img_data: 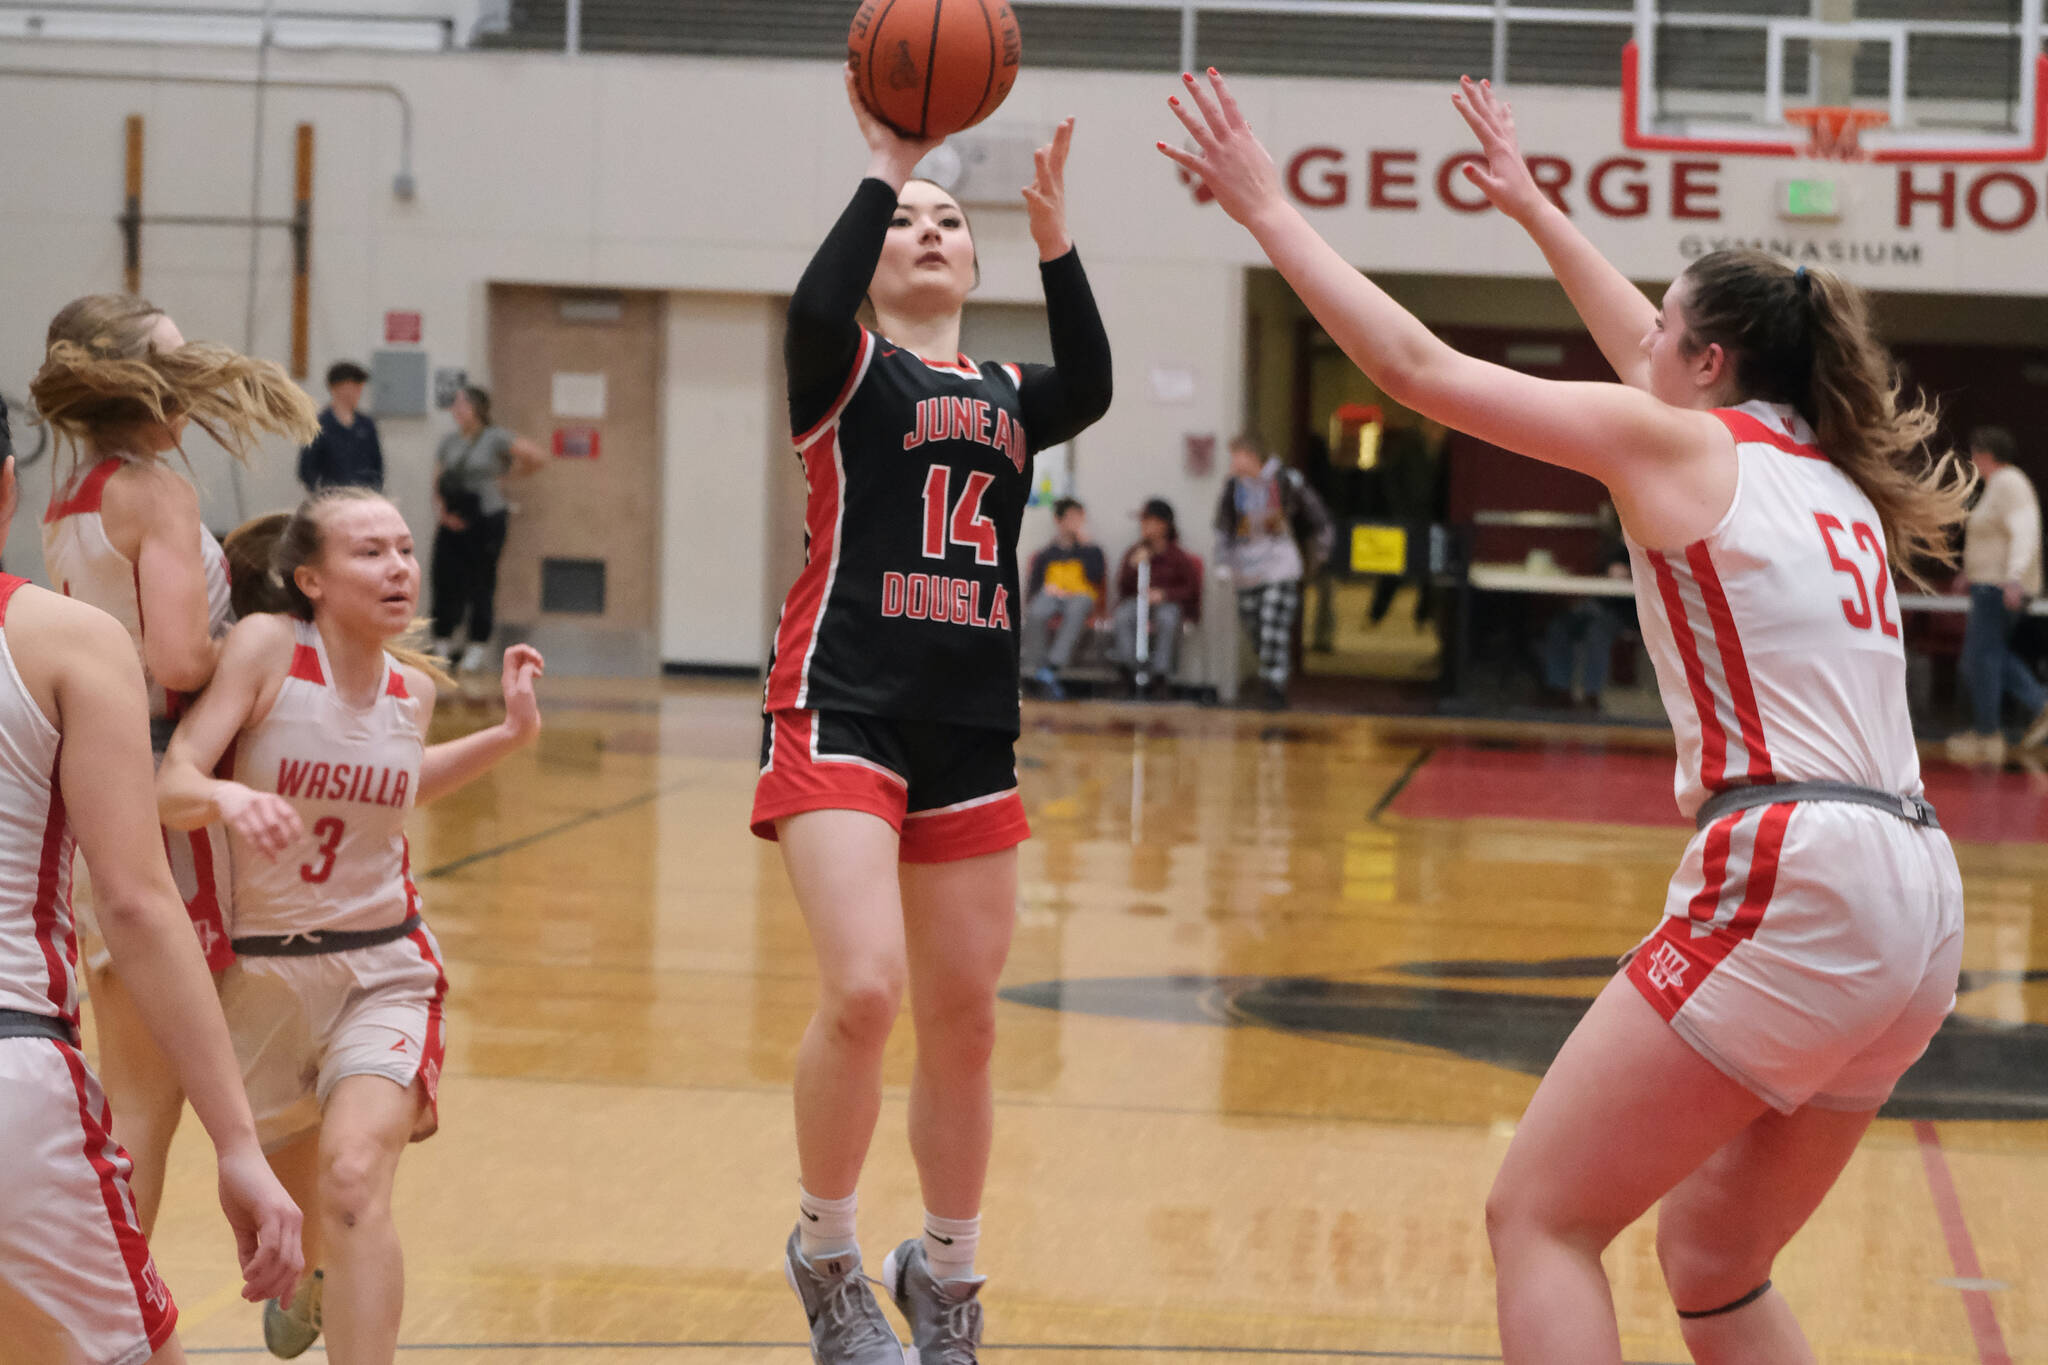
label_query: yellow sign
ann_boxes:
[1350,525,1406,576]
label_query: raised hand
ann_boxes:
[844,64,946,186]
[216,1145,304,1304]
[1155,69,1285,230]
[1450,76,1545,223]
[500,643,545,742]
[1022,117,1076,260]
[216,783,304,862]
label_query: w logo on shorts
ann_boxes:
[141,1262,172,1312]
[1645,940,1690,993]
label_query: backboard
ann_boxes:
[1623,0,2047,163]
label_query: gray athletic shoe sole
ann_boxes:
[262,1268,323,1359]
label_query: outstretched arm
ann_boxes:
[1450,77,1658,390]
[1016,119,1114,451]
[417,645,543,803]
[1159,70,1732,550]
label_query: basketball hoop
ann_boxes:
[1784,107,1890,162]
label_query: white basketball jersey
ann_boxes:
[0,576,80,1023]
[229,620,425,937]
[1629,401,1924,820]
[43,457,233,722]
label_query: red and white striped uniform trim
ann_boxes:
[1631,802,1795,1020]
[59,1043,177,1350]
[1645,539,1775,792]
[768,331,876,712]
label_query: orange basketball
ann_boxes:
[849,0,1023,141]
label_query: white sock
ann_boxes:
[797,1186,858,1262]
[922,1210,980,1283]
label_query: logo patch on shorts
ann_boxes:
[1645,940,1690,993]
[389,1037,409,1053]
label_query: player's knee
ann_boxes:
[822,969,904,1049]
[914,991,997,1075]
[319,1140,392,1230]
[1484,1171,1615,1260]
[1656,1209,1776,1309]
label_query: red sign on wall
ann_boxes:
[384,310,422,344]
[553,426,600,459]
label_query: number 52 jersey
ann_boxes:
[766,328,1037,735]
[1628,400,1925,820]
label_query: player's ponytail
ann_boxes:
[223,512,297,619]
[1680,250,1973,586]
[31,293,319,469]
[231,489,451,687]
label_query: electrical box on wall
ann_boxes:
[917,132,1042,208]
[370,349,429,418]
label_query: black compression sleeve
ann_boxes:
[786,178,899,434]
[1018,249,1114,453]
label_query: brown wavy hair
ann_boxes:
[224,489,450,688]
[30,293,319,467]
[1678,250,1974,585]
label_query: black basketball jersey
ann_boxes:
[766,327,1037,733]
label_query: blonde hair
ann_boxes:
[224,490,451,688]
[30,293,319,468]
[1678,251,1974,586]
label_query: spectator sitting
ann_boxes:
[1111,497,1203,697]
[297,360,384,493]
[1021,497,1107,699]
[1950,425,2048,765]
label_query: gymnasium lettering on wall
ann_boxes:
[1180,142,2048,267]
[1002,962,2048,1121]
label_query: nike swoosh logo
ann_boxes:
[802,1210,820,1221]
[930,1234,954,1244]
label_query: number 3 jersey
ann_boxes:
[1628,400,1924,819]
[766,328,1037,734]
[228,618,426,937]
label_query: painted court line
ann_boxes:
[190,1345,1687,1362]
[1914,1119,2014,1365]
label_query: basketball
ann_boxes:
[848,0,1022,140]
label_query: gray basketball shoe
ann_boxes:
[784,1227,903,1365]
[262,1268,323,1358]
[881,1239,985,1365]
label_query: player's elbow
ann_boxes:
[93,885,180,942]
[146,639,216,694]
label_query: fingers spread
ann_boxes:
[1166,94,1209,147]
[1179,71,1227,138]
[1155,141,1203,174]
[1206,68,1246,130]
[1051,117,1074,175]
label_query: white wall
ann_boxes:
[6,40,2046,663]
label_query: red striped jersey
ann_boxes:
[228,619,425,936]
[1629,401,1924,819]
[766,328,1035,733]
[0,575,80,1023]
[43,457,233,723]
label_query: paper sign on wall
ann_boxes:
[1148,365,1197,405]
[551,371,607,419]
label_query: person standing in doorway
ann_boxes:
[298,362,384,494]
[1950,425,2048,764]
[431,386,545,673]
[1215,434,1332,709]
[1020,498,1106,698]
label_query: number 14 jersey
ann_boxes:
[1628,400,1924,820]
[228,618,426,937]
[766,328,1037,734]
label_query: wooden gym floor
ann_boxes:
[134,679,2047,1363]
